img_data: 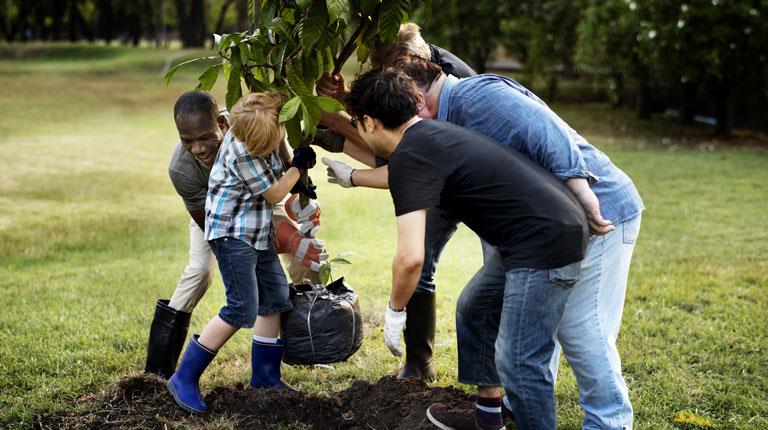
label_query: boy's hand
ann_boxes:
[290,179,318,200]
[273,220,327,271]
[286,194,321,237]
[292,147,316,169]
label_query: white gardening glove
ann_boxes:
[286,194,321,237]
[384,303,407,357]
[321,157,355,188]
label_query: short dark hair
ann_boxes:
[345,68,420,130]
[173,91,219,122]
[392,57,443,90]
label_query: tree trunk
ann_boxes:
[154,0,166,48]
[214,0,235,37]
[51,0,67,40]
[636,79,652,119]
[680,80,698,124]
[610,72,625,108]
[236,0,248,31]
[176,0,206,47]
[712,80,732,139]
[3,0,11,41]
[97,0,113,44]
[129,2,142,46]
[546,73,558,103]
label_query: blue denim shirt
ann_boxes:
[437,74,644,224]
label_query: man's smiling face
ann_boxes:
[175,113,224,167]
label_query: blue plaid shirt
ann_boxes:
[437,74,644,224]
[205,131,285,249]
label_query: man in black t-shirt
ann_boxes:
[316,22,477,381]
[344,69,588,429]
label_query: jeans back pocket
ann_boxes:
[548,261,581,289]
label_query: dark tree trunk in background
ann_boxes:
[176,0,206,47]
[97,0,114,44]
[471,46,491,74]
[154,0,166,47]
[636,80,652,119]
[129,2,142,46]
[711,80,733,138]
[33,0,48,40]
[236,0,249,31]
[214,0,235,37]
[680,80,698,124]
[10,0,32,41]
[610,72,625,108]
[546,73,558,103]
[51,0,67,40]
[3,0,11,41]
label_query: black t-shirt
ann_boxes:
[375,45,476,168]
[388,120,588,270]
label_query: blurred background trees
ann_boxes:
[1,0,766,137]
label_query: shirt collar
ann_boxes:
[437,74,459,122]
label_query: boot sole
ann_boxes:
[426,407,456,430]
[166,380,207,415]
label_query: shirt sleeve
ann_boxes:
[388,148,448,216]
[169,169,208,212]
[231,151,277,197]
[453,77,592,182]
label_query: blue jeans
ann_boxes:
[547,214,642,429]
[456,251,580,429]
[209,237,292,328]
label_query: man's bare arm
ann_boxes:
[389,210,427,310]
[351,166,389,189]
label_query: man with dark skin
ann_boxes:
[144,92,326,379]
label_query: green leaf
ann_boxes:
[226,65,243,111]
[260,0,278,29]
[329,258,352,265]
[315,96,344,113]
[356,43,369,64]
[269,17,299,49]
[296,0,311,10]
[360,0,378,17]
[284,114,303,148]
[326,0,350,23]
[282,8,296,25]
[379,0,409,43]
[196,63,223,91]
[243,70,271,92]
[319,263,331,286]
[164,56,216,86]
[300,95,323,136]
[301,0,329,51]
[279,96,302,122]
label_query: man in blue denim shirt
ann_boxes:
[396,58,644,430]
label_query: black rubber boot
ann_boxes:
[398,291,437,381]
[145,299,191,379]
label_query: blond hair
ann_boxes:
[371,23,431,67]
[230,92,285,158]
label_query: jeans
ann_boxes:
[209,237,292,328]
[456,251,581,429]
[548,214,642,429]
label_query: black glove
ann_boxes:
[292,147,316,170]
[290,177,318,199]
[312,127,345,153]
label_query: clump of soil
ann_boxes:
[35,374,473,429]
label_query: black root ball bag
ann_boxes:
[281,277,364,365]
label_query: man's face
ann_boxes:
[352,115,387,157]
[175,113,224,167]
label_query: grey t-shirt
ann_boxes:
[168,143,212,212]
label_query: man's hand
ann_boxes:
[286,194,321,237]
[316,73,347,102]
[322,157,355,188]
[384,303,407,357]
[312,127,346,153]
[273,220,328,271]
[565,178,614,235]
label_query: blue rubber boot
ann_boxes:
[250,340,292,389]
[166,335,217,414]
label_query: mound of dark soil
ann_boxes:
[35,374,473,429]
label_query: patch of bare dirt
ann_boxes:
[34,374,473,429]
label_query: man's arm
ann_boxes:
[320,112,376,167]
[390,210,426,309]
[352,166,388,189]
[189,208,206,231]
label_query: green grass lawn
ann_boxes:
[0,44,766,429]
